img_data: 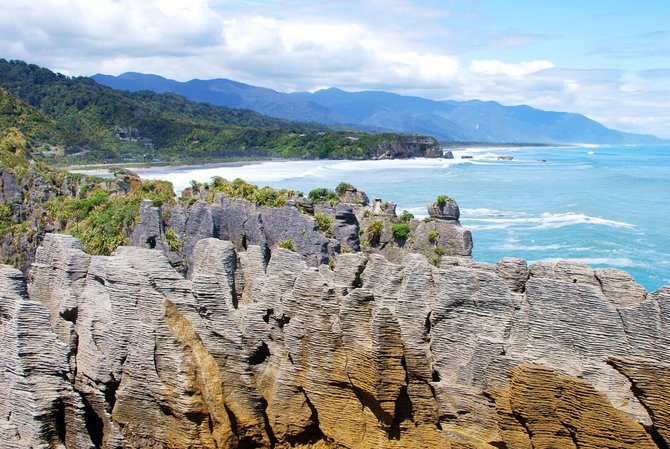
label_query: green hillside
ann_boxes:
[0,59,437,164]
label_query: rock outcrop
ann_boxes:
[0,166,134,269]
[133,192,473,273]
[1,233,668,449]
[375,136,442,159]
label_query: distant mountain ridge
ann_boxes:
[0,59,440,165]
[93,72,663,145]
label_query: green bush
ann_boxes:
[276,239,295,251]
[391,223,411,239]
[64,179,176,255]
[308,187,338,204]
[399,210,414,223]
[436,195,451,207]
[363,209,372,218]
[366,220,384,242]
[314,213,333,236]
[434,247,445,257]
[427,230,439,242]
[335,182,355,196]
[165,228,183,252]
[205,177,300,207]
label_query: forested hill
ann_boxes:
[0,59,438,164]
[95,72,665,145]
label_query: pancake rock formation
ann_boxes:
[1,234,669,449]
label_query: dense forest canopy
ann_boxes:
[0,59,436,165]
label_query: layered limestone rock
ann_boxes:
[133,193,473,272]
[1,234,668,449]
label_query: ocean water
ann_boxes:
[133,146,670,291]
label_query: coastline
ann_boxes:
[61,143,597,173]
[67,158,293,177]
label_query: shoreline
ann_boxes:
[62,143,601,174]
[67,158,297,177]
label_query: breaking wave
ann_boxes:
[463,212,635,231]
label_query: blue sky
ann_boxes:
[1,0,669,138]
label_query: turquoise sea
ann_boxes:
[133,146,670,291]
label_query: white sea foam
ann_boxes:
[462,208,528,217]
[398,207,428,220]
[137,160,334,192]
[495,243,567,251]
[533,257,639,268]
[138,157,468,192]
[328,158,450,172]
[463,212,635,231]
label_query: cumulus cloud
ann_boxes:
[469,60,554,77]
[0,0,668,137]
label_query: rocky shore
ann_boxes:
[1,152,668,449]
[1,230,668,449]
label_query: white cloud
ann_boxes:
[0,0,223,57]
[0,0,668,138]
[470,59,555,77]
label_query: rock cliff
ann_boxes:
[132,191,472,274]
[1,233,668,449]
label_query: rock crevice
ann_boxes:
[0,234,668,449]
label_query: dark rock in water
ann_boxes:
[443,150,454,159]
[461,155,474,159]
[497,155,514,160]
[427,198,460,221]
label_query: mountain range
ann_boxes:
[93,72,663,145]
[0,59,437,165]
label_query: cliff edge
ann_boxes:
[1,233,668,449]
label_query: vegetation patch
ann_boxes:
[0,59,435,165]
[165,228,183,253]
[314,213,333,236]
[64,180,175,255]
[391,223,411,239]
[335,182,355,196]
[308,187,338,204]
[205,177,301,207]
[436,195,452,207]
[366,220,384,243]
[276,239,295,251]
[399,210,414,223]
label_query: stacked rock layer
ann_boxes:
[1,233,668,448]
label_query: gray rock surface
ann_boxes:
[1,234,667,448]
[427,198,460,221]
[331,203,361,251]
[0,169,20,203]
[0,263,94,449]
[339,188,369,206]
